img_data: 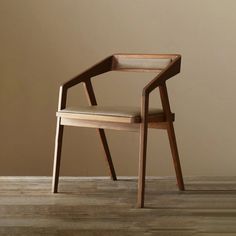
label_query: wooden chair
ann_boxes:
[52,54,185,208]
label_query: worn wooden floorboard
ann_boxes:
[0,177,235,235]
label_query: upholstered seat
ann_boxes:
[57,106,173,123]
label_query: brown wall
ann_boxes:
[1,0,236,176]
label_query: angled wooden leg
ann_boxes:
[137,123,148,208]
[167,122,185,191]
[52,117,64,193]
[159,83,184,191]
[137,95,149,208]
[97,129,117,180]
[84,79,117,180]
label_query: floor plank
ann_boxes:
[0,176,235,235]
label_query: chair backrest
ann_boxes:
[61,53,181,92]
[112,54,179,72]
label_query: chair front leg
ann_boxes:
[167,121,185,191]
[52,117,64,193]
[137,121,148,208]
[137,93,149,208]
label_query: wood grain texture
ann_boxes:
[159,84,185,191]
[1,176,236,235]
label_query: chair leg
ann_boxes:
[52,118,64,193]
[137,124,148,208]
[167,122,185,191]
[97,129,117,180]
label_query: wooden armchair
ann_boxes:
[52,54,185,208]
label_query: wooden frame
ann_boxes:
[52,54,185,208]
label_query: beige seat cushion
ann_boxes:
[57,106,168,123]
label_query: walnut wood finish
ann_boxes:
[52,53,184,208]
[159,83,185,191]
[52,86,65,193]
[84,79,117,181]
[52,117,64,193]
[137,95,149,208]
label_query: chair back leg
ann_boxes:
[167,122,185,191]
[52,118,64,193]
[159,83,185,191]
[97,129,117,180]
[84,80,117,180]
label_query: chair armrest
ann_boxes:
[139,55,181,123]
[62,56,113,90]
[57,56,113,110]
[142,55,181,96]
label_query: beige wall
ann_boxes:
[1,0,236,176]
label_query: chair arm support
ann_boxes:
[61,56,113,90]
[140,56,181,122]
[142,56,181,96]
[57,56,113,110]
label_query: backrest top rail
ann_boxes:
[113,53,180,59]
[112,54,179,72]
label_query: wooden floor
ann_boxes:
[0,176,236,235]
